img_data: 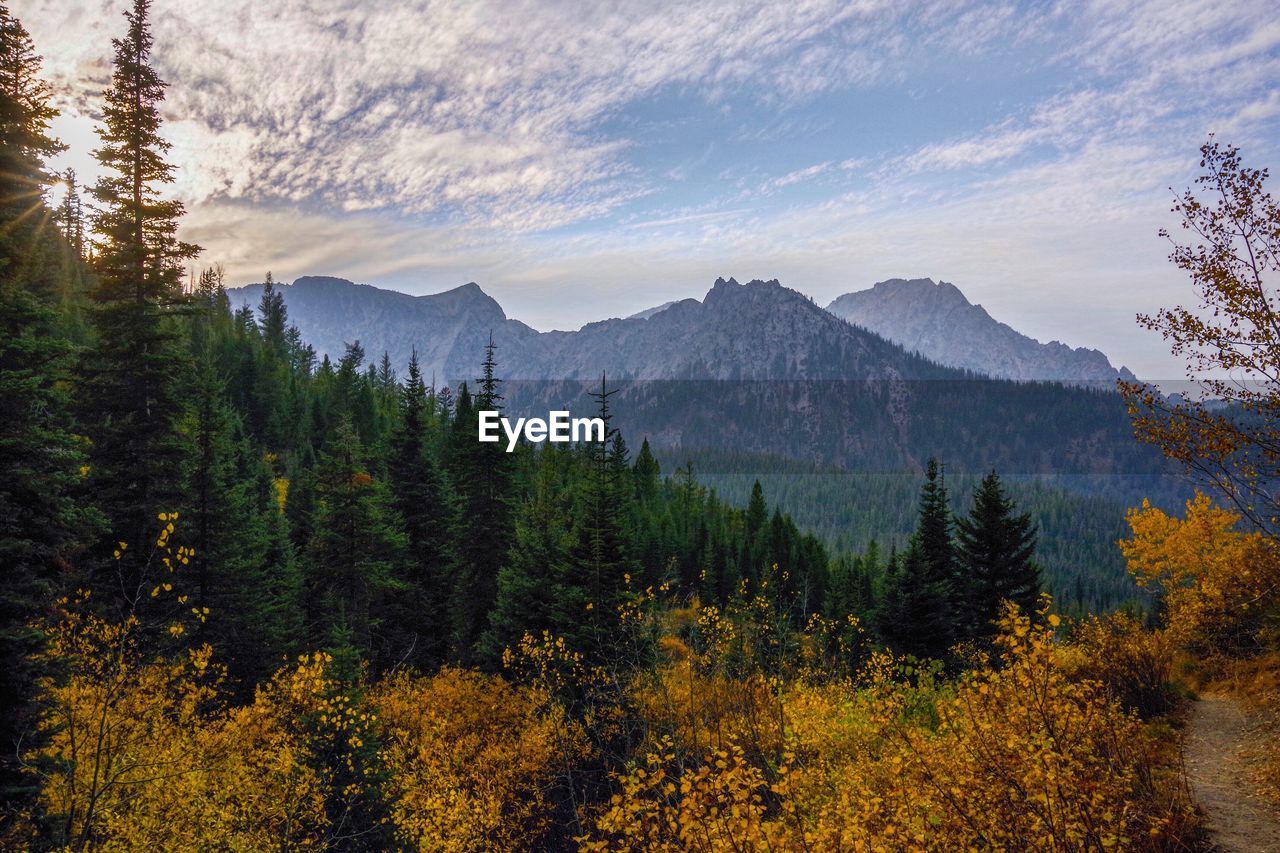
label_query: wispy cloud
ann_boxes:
[23,0,1033,220]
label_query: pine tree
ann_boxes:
[187,355,237,612]
[916,458,955,592]
[228,448,303,684]
[875,537,953,660]
[740,479,768,589]
[629,438,663,587]
[486,446,574,659]
[55,169,85,262]
[559,374,637,662]
[185,350,301,686]
[632,437,660,503]
[386,350,452,668]
[0,6,98,801]
[870,461,963,656]
[0,4,62,244]
[445,339,515,663]
[955,471,1042,640]
[258,272,287,354]
[304,418,408,663]
[249,272,298,449]
[0,267,96,804]
[82,0,199,596]
[0,5,78,308]
[825,555,863,622]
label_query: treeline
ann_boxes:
[686,451,1161,614]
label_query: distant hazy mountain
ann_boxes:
[228,276,544,384]
[825,278,1136,384]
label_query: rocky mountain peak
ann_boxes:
[826,278,1135,385]
[431,281,506,320]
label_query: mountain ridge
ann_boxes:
[825,278,1136,384]
[228,274,956,383]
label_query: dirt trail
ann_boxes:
[1185,693,1280,852]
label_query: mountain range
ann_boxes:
[228,274,1133,385]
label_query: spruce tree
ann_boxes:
[0,4,62,253]
[445,339,515,663]
[228,448,303,684]
[0,6,98,800]
[185,351,301,686]
[486,446,574,660]
[629,438,663,586]
[916,458,955,592]
[82,0,199,596]
[258,273,288,354]
[875,537,954,660]
[870,462,964,656]
[386,350,451,667]
[632,437,660,503]
[955,471,1042,639]
[559,375,637,662]
[740,479,768,589]
[56,169,85,262]
[305,418,408,663]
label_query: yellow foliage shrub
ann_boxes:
[371,668,586,851]
[30,605,328,850]
[1063,612,1178,717]
[585,607,1194,850]
[1122,493,1280,654]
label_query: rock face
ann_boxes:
[825,278,1136,384]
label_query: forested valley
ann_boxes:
[3,2,1279,849]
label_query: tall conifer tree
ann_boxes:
[559,375,637,661]
[487,445,574,660]
[445,339,515,663]
[386,350,451,667]
[82,0,199,594]
[305,418,407,664]
[955,472,1042,639]
[916,458,956,592]
[0,6,97,800]
[875,538,953,660]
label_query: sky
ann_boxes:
[17,0,1280,377]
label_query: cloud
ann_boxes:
[20,0,1032,221]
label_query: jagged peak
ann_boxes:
[706,276,793,300]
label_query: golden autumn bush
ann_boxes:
[371,668,586,851]
[24,601,584,851]
[19,527,1215,851]
[28,599,329,850]
[585,605,1195,851]
[1122,493,1280,656]
[1061,612,1178,717]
